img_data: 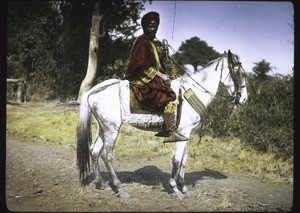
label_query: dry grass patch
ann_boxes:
[114,124,174,159]
[188,134,293,184]
[6,108,78,146]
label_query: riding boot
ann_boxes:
[162,113,188,143]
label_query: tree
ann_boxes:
[7,0,144,101]
[252,59,272,80]
[173,36,221,72]
[7,1,63,100]
[77,1,103,101]
[59,0,144,101]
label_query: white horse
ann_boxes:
[76,50,248,199]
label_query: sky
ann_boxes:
[135,1,294,75]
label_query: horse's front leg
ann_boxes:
[169,142,188,199]
[177,148,188,195]
[90,136,110,190]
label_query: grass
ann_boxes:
[6,106,78,147]
[187,135,293,184]
[6,103,293,184]
[115,124,174,159]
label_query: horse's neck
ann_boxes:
[181,66,223,107]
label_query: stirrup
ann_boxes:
[155,131,167,137]
[163,131,188,143]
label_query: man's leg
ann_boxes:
[156,102,188,142]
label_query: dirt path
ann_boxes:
[5,137,293,212]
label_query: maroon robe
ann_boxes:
[124,35,176,112]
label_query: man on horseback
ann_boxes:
[124,11,188,142]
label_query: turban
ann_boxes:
[141,11,160,29]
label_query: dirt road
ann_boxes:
[5,137,293,212]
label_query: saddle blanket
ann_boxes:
[120,80,182,129]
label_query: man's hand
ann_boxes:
[157,71,171,84]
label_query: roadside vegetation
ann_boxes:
[202,67,293,161]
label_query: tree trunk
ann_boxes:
[77,1,103,102]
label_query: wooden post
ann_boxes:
[7,79,27,103]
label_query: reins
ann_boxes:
[169,54,239,104]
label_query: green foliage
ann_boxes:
[7,0,144,100]
[202,84,234,136]
[57,0,144,99]
[252,59,273,80]
[7,1,63,100]
[97,35,134,81]
[173,36,221,72]
[202,73,294,160]
[236,74,293,159]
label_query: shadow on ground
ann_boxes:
[84,165,227,194]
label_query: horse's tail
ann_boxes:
[76,91,92,185]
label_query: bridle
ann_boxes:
[226,50,247,105]
[159,39,246,105]
[169,52,246,106]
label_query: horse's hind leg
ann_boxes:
[100,128,130,199]
[90,135,110,190]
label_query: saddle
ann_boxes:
[129,86,183,128]
[129,89,160,114]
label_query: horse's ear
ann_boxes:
[228,50,233,60]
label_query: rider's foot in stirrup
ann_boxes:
[163,130,188,143]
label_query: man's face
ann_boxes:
[144,20,158,40]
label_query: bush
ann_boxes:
[201,74,294,160]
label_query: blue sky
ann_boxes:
[135,1,294,75]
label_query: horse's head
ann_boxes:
[220,50,248,106]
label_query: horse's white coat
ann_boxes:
[77,52,248,199]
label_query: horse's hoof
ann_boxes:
[181,185,188,195]
[95,182,111,191]
[172,191,186,200]
[117,191,130,199]
[101,183,112,191]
